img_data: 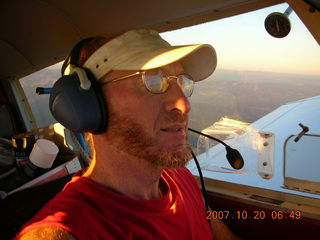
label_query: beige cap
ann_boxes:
[83,29,217,81]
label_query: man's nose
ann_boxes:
[164,81,191,114]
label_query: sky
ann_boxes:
[49,3,319,76]
[161,3,320,76]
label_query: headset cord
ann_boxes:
[70,131,91,165]
[190,148,211,226]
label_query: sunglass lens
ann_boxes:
[179,75,194,97]
[144,70,194,97]
[144,70,168,93]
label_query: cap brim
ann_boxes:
[113,44,217,82]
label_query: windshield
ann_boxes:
[162,3,320,199]
[19,63,62,128]
[161,3,320,133]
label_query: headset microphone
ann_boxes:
[188,128,244,224]
[188,128,244,170]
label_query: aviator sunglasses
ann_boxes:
[101,69,195,97]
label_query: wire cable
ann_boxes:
[188,127,244,170]
[188,128,227,146]
[190,148,211,225]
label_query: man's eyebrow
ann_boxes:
[158,67,186,76]
[100,71,142,86]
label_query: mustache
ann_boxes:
[164,112,188,123]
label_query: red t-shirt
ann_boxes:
[16,168,212,240]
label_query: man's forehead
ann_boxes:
[161,61,185,72]
[103,69,137,82]
[102,61,185,82]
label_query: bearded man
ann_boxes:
[16,29,239,240]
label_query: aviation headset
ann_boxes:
[49,38,108,134]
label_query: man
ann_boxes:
[16,29,238,239]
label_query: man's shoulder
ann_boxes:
[54,175,93,198]
[15,226,76,240]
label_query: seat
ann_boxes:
[0,104,18,138]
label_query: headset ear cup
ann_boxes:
[85,69,108,133]
[49,74,107,133]
[54,37,108,133]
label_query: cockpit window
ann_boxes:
[162,3,320,199]
[19,63,62,128]
[161,2,320,142]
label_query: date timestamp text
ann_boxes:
[207,210,301,220]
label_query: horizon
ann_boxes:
[48,63,320,78]
[21,66,320,129]
[214,68,320,78]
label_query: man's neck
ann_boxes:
[84,135,164,200]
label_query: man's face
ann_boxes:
[101,61,192,169]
